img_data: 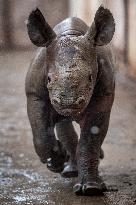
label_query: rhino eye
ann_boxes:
[48,76,51,83]
[89,74,93,82]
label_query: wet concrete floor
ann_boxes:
[0,51,136,205]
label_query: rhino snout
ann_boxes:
[75,97,86,106]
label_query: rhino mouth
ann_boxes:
[51,96,88,116]
[54,106,84,117]
[62,108,80,116]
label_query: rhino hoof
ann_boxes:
[73,181,106,196]
[47,157,64,173]
[73,183,82,195]
[82,182,103,196]
[61,163,78,178]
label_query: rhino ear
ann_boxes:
[85,6,115,46]
[27,8,56,47]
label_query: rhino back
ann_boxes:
[54,17,88,36]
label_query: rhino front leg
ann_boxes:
[56,120,78,177]
[74,111,111,195]
[27,97,67,173]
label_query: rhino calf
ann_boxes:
[25,6,115,195]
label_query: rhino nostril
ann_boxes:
[76,97,85,106]
[52,98,60,105]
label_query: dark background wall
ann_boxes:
[0,0,69,48]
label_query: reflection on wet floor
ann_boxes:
[0,152,107,205]
[0,51,136,205]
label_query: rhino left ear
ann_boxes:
[85,6,115,46]
[27,8,56,47]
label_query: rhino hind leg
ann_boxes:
[56,120,78,178]
[100,148,104,159]
[46,139,68,173]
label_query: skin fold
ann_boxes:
[25,6,115,195]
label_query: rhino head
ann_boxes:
[27,6,115,117]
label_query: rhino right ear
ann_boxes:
[27,8,56,47]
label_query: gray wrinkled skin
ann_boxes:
[25,6,115,195]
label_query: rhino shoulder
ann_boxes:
[25,47,48,98]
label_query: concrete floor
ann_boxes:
[0,51,136,205]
